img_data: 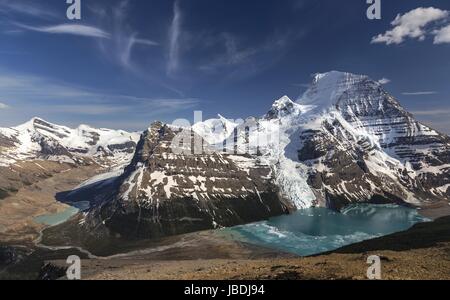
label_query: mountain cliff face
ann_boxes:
[81,122,291,239]
[295,72,449,209]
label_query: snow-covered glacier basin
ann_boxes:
[223,204,429,256]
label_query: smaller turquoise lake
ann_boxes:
[224,204,429,256]
[34,201,90,226]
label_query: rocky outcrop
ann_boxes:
[38,262,68,280]
[81,123,292,239]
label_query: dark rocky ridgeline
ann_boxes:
[83,122,292,239]
[0,246,25,268]
[296,73,450,209]
[38,262,68,280]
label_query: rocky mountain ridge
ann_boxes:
[0,117,140,168]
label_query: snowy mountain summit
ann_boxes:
[195,71,450,209]
[0,117,140,167]
[279,71,449,208]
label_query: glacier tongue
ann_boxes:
[273,154,316,209]
[192,95,318,209]
[265,100,317,209]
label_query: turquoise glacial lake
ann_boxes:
[34,201,90,226]
[224,204,429,256]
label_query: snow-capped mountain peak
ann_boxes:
[273,95,294,108]
[192,114,238,145]
[192,71,450,210]
[266,96,305,120]
[300,71,370,109]
[0,117,140,167]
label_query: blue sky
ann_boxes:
[0,0,449,134]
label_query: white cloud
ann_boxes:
[433,24,450,44]
[402,91,438,96]
[378,78,391,85]
[372,7,449,45]
[167,1,182,76]
[0,102,9,109]
[15,23,111,39]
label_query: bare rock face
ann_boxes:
[84,123,291,239]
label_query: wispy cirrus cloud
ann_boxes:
[4,0,160,75]
[116,33,160,70]
[0,0,58,19]
[165,1,300,81]
[167,0,182,76]
[14,23,111,39]
[411,108,450,116]
[95,1,160,74]
[0,70,197,108]
[198,33,261,72]
[40,98,200,116]
[402,91,438,96]
[372,7,449,45]
[0,102,9,109]
[0,69,199,130]
[200,32,299,82]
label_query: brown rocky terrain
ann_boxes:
[0,160,102,244]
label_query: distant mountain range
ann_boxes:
[1,71,449,240]
[0,117,139,168]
